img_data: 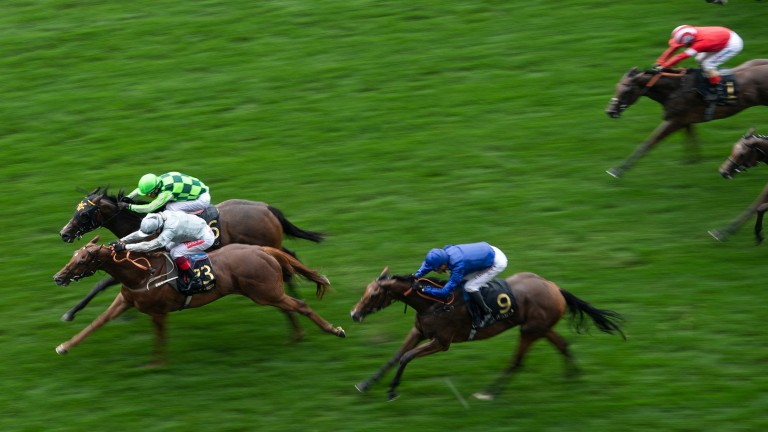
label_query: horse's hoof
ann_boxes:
[606,168,623,179]
[473,392,495,401]
[60,313,74,322]
[336,327,346,338]
[708,230,727,242]
[387,391,399,402]
[56,344,68,355]
[355,382,369,392]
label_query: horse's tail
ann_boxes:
[262,246,329,299]
[559,289,626,340]
[267,206,326,243]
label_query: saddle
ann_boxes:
[175,252,216,295]
[416,277,517,328]
[695,68,738,105]
[196,206,222,250]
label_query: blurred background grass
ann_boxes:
[1,1,767,431]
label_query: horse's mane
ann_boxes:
[87,186,133,204]
[393,274,447,286]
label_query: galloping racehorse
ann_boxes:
[58,187,325,321]
[713,128,768,242]
[605,60,768,178]
[53,236,346,366]
[350,268,625,401]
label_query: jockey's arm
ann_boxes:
[414,261,432,278]
[129,191,174,213]
[655,43,684,66]
[661,47,696,69]
[124,229,174,253]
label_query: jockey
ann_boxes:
[653,25,743,100]
[112,211,215,292]
[123,172,211,214]
[414,242,508,328]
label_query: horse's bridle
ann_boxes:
[71,199,103,238]
[67,244,108,282]
[729,141,768,173]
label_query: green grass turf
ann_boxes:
[2,1,768,431]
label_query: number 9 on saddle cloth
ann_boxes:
[417,278,517,323]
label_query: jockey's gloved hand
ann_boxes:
[112,242,126,252]
[117,201,130,211]
[651,64,664,73]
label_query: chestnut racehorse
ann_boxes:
[605,60,768,178]
[350,268,625,401]
[58,187,325,321]
[53,235,345,366]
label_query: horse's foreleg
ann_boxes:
[61,276,119,322]
[710,181,768,241]
[56,292,132,355]
[607,120,681,178]
[356,327,423,393]
[146,314,168,368]
[387,338,447,401]
[754,204,768,245]
[682,124,701,164]
[474,331,541,401]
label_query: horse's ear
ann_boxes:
[88,235,100,245]
[628,67,638,77]
[747,127,756,138]
[380,267,389,278]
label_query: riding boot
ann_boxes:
[175,256,202,293]
[468,291,493,329]
[704,85,719,102]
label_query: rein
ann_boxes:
[646,69,687,88]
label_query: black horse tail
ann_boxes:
[267,206,326,243]
[560,289,626,340]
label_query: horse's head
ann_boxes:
[718,128,768,179]
[53,236,107,286]
[60,187,127,242]
[605,67,651,119]
[350,267,416,323]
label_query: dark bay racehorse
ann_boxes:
[714,128,768,242]
[605,60,768,178]
[53,236,345,367]
[58,187,325,321]
[350,268,625,401]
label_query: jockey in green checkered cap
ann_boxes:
[124,172,211,214]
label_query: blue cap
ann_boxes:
[425,248,448,269]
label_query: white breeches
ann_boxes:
[463,246,508,293]
[167,227,215,259]
[167,191,211,214]
[696,31,743,72]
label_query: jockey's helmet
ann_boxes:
[139,213,164,235]
[671,25,697,45]
[425,248,448,269]
[138,173,160,195]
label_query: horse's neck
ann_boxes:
[101,252,161,288]
[103,212,143,238]
[646,76,685,104]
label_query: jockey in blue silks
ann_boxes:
[414,241,508,328]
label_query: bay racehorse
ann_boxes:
[605,60,768,178]
[350,268,625,401]
[53,235,345,367]
[58,187,325,321]
[713,128,768,242]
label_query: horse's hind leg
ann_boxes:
[270,296,345,338]
[386,338,446,401]
[545,330,579,378]
[474,330,542,401]
[56,292,132,355]
[60,276,119,322]
[146,314,169,368]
